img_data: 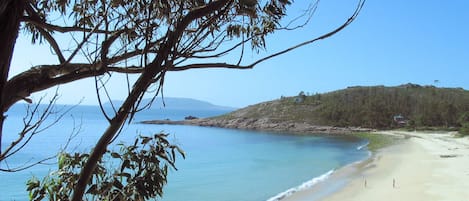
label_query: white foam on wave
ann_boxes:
[265,169,335,201]
[356,141,370,150]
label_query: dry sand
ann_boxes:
[284,131,469,201]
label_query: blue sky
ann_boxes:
[10,0,469,108]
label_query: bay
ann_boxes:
[0,104,368,201]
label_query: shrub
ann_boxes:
[27,133,184,201]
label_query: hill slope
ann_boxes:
[209,84,469,130]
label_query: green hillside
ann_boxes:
[218,84,469,130]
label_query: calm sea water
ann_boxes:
[0,104,369,201]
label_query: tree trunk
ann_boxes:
[71,2,231,200]
[71,66,164,201]
[0,0,24,157]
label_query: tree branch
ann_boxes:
[171,0,365,72]
[1,63,150,113]
[2,0,364,115]
[100,29,128,65]
[64,21,105,65]
[172,63,251,71]
[71,1,233,200]
[249,0,365,67]
[107,66,144,73]
[2,63,100,112]
[0,92,81,172]
[35,27,66,63]
[21,16,111,34]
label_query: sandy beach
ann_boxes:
[284,131,469,201]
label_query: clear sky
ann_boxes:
[10,0,469,108]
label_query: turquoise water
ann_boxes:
[0,104,369,201]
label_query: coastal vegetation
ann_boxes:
[1,0,366,200]
[217,84,469,131]
[316,84,469,129]
[27,134,184,200]
[352,132,400,151]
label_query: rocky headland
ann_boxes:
[141,117,374,134]
[141,84,469,134]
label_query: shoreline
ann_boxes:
[140,118,375,134]
[142,118,469,200]
[270,152,375,201]
[283,131,469,201]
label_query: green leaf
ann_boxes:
[113,179,124,190]
[26,178,40,191]
[111,152,121,159]
[121,159,130,172]
[176,146,186,159]
[115,172,131,178]
[58,153,66,169]
[86,184,98,195]
[141,136,152,144]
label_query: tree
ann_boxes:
[0,0,365,200]
[458,112,469,136]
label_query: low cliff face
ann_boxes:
[142,117,373,134]
[188,117,373,134]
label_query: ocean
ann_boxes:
[0,104,369,201]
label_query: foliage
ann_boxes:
[218,84,469,130]
[0,0,364,115]
[317,85,469,129]
[458,123,469,136]
[458,112,469,136]
[1,1,364,200]
[26,134,184,201]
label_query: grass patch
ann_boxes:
[457,123,469,137]
[456,131,469,138]
[352,132,400,151]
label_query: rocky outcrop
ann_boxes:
[141,117,374,134]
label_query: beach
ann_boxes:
[284,131,469,201]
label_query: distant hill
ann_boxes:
[104,97,236,111]
[213,84,469,129]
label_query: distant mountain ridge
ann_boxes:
[104,97,236,111]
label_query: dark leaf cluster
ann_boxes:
[26,133,184,201]
[256,85,469,130]
[315,85,469,129]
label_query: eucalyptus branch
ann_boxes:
[0,91,80,171]
[0,112,82,172]
[0,0,366,199]
[173,62,251,71]
[95,76,113,122]
[1,63,147,113]
[0,155,56,172]
[100,29,128,65]
[249,0,365,67]
[64,20,105,65]
[72,2,233,199]
[35,27,66,63]
[171,0,365,72]
[107,38,163,64]
[281,0,319,31]
[21,16,110,34]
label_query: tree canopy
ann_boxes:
[215,84,469,131]
[0,0,365,200]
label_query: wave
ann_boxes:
[356,141,370,150]
[265,169,335,201]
